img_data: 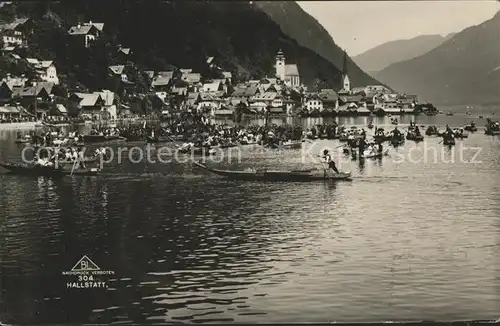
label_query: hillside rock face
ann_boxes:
[376,11,500,105]
[1,1,377,91]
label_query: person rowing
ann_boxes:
[319,149,340,174]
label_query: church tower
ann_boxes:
[341,50,351,92]
[275,49,286,81]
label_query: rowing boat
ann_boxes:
[0,162,100,177]
[56,156,98,164]
[281,141,302,149]
[83,135,126,143]
[193,161,352,182]
[146,135,171,143]
[361,148,390,159]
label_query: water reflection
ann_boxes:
[0,111,500,323]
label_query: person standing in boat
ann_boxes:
[320,149,340,174]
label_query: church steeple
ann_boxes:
[341,49,350,92]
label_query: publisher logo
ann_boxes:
[62,255,115,289]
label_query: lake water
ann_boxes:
[1,112,500,324]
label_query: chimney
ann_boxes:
[89,20,92,25]
[77,23,81,29]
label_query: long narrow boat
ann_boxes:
[83,135,126,143]
[193,161,352,182]
[0,162,100,176]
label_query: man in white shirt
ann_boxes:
[320,149,340,174]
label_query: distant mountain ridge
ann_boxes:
[255,1,380,88]
[353,33,456,75]
[375,11,500,105]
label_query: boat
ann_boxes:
[443,138,455,146]
[446,112,454,116]
[464,123,477,132]
[178,147,216,156]
[361,148,390,159]
[453,129,468,139]
[146,135,171,143]
[425,126,439,136]
[14,138,31,144]
[281,141,302,149]
[56,156,98,164]
[390,136,405,147]
[83,135,126,143]
[0,162,100,177]
[406,132,424,142]
[193,161,352,182]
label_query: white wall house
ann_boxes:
[305,97,324,112]
[39,61,59,85]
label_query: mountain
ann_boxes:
[0,1,356,92]
[376,11,500,105]
[353,34,456,75]
[254,1,379,88]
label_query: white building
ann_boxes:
[305,95,324,112]
[68,21,104,48]
[39,61,59,85]
[275,50,301,88]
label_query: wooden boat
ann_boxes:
[125,135,145,142]
[178,147,216,156]
[425,126,439,136]
[83,135,126,143]
[446,112,454,116]
[464,124,477,132]
[146,135,171,143]
[56,156,98,164]
[0,162,100,177]
[361,148,390,159]
[390,136,405,147]
[406,133,424,141]
[453,129,468,139]
[281,141,302,149]
[15,138,31,144]
[485,129,500,136]
[193,161,352,182]
[443,138,455,146]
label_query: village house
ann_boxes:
[69,90,117,120]
[109,65,127,82]
[0,105,23,120]
[70,92,104,119]
[185,92,201,109]
[151,74,172,91]
[231,85,260,104]
[198,93,224,116]
[0,75,27,102]
[304,94,324,112]
[0,18,31,48]
[364,85,392,96]
[68,21,104,48]
[12,83,54,118]
[275,50,301,88]
[318,89,339,110]
[222,71,232,84]
[202,80,225,94]
[24,59,60,85]
[170,86,187,97]
[144,70,155,80]
[283,98,299,116]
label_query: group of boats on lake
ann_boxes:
[1,115,499,182]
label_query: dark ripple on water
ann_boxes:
[1,117,500,324]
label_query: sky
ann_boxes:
[298,1,500,56]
